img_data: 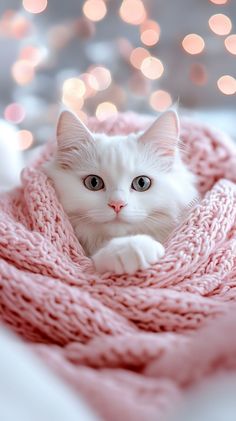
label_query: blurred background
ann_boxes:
[0,0,235,154]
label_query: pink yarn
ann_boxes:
[1,113,236,420]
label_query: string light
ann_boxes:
[96,102,118,121]
[11,60,35,85]
[22,0,48,14]
[130,47,150,69]
[182,34,205,54]
[140,20,160,46]
[4,103,26,124]
[217,75,236,95]
[62,78,86,99]
[83,0,107,22]
[224,34,236,55]
[119,0,146,25]
[89,66,111,90]
[209,0,228,4]
[19,46,44,67]
[208,14,232,36]
[16,130,33,150]
[141,56,164,80]
[149,90,172,112]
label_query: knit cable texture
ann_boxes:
[1,113,236,421]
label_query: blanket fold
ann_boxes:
[1,113,236,420]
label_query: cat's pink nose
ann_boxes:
[108,200,126,213]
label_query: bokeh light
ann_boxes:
[4,103,26,124]
[83,0,107,22]
[140,20,160,46]
[16,130,33,150]
[208,14,232,36]
[19,46,45,67]
[96,102,118,121]
[11,60,35,85]
[89,66,111,90]
[130,47,150,69]
[217,75,236,95]
[62,77,86,99]
[149,90,172,112]
[8,13,32,39]
[119,0,146,25]
[80,73,98,98]
[182,34,205,54]
[22,0,48,14]
[209,0,228,4]
[141,56,164,80]
[224,34,236,55]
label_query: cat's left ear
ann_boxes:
[139,109,179,161]
[56,110,94,169]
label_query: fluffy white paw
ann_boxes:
[92,235,165,274]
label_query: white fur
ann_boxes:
[46,110,198,274]
[0,120,24,191]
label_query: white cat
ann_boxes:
[46,109,197,274]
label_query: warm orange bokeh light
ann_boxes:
[89,67,111,91]
[182,34,205,54]
[62,77,86,98]
[8,13,32,38]
[22,0,48,14]
[19,46,43,66]
[17,130,33,150]
[140,20,160,46]
[217,75,236,95]
[208,14,232,36]
[11,60,35,85]
[96,102,118,121]
[130,47,150,69]
[149,90,172,112]
[4,103,25,124]
[141,56,164,80]
[83,0,107,22]
[62,77,86,113]
[209,0,228,4]
[224,34,236,55]
[80,73,98,98]
[119,0,146,25]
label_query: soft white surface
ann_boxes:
[0,328,99,421]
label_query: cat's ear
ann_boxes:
[56,110,94,169]
[139,109,179,163]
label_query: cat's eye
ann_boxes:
[131,176,151,192]
[83,175,104,191]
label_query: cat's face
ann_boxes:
[46,109,196,250]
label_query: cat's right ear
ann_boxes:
[56,110,94,169]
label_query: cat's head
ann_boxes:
[47,109,196,247]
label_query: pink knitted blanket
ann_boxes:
[1,113,236,420]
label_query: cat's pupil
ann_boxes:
[139,178,145,188]
[91,177,98,187]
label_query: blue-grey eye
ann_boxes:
[84,175,104,191]
[131,176,151,192]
